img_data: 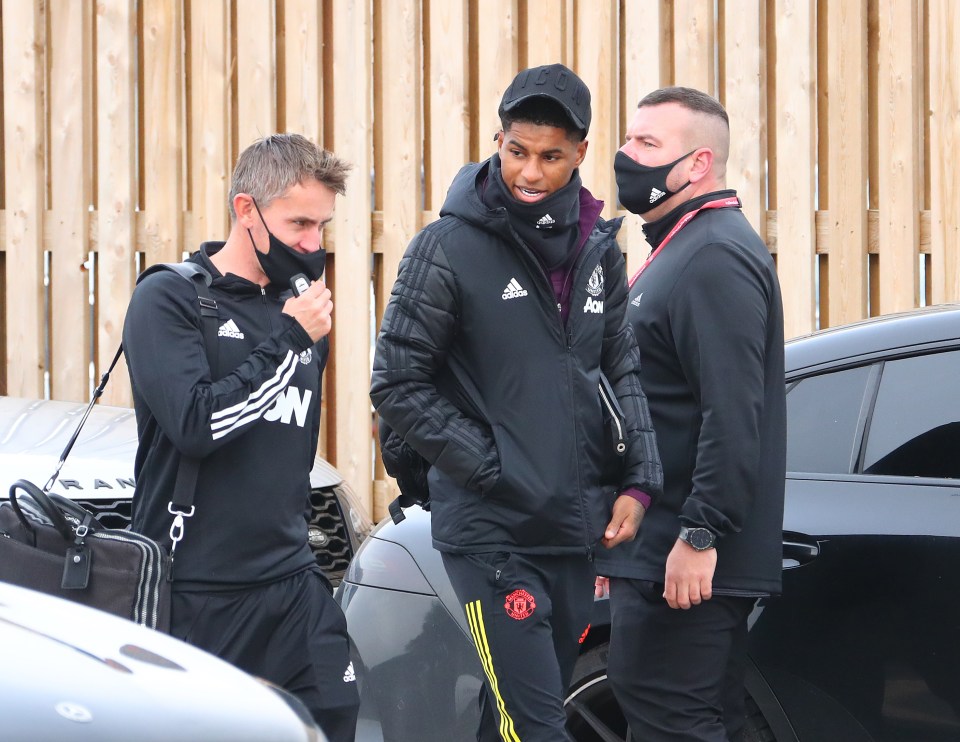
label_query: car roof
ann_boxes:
[0,396,342,499]
[785,303,960,377]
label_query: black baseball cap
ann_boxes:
[498,63,592,136]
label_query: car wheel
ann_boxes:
[564,643,776,742]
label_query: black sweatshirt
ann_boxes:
[123,244,325,589]
[595,192,786,595]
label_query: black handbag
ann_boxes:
[0,479,170,630]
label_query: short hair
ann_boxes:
[500,97,586,143]
[228,133,352,219]
[638,86,729,127]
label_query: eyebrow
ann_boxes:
[504,136,565,156]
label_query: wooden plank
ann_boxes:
[235,0,276,147]
[876,0,920,314]
[425,0,469,211]
[673,0,716,92]
[375,0,421,296]
[928,0,960,303]
[574,2,618,217]
[280,0,323,143]
[331,0,374,518]
[622,0,666,275]
[2,0,45,397]
[474,0,518,162]
[722,0,766,236]
[142,0,184,269]
[188,0,231,241]
[96,0,138,406]
[523,0,567,68]
[774,0,817,337]
[48,0,93,402]
[824,0,868,324]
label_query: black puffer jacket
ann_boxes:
[371,159,662,555]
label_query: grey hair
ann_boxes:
[228,133,352,219]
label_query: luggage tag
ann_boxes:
[61,513,94,589]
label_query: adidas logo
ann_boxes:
[218,319,245,339]
[343,661,357,683]
[649,187,666,203]
[501,278,529,300]
[536,213,556,229]
[630,293,643,307]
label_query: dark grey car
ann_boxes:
[339,303,960,741]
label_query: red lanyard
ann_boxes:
[628,196,742,287]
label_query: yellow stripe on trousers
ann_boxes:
[465,599,521,742]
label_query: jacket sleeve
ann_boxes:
[601,246,663,500]
[668,243,773,536]
[122,271,316,459]
[370,227,501,492]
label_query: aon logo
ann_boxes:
[583,297,604,314]
[265,386,313,428]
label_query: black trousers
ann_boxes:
[442,551,595,742]
[171,566,360,742]
[607,578,756,742]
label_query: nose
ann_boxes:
[619,140,639,162]
[300,227,323,253]
[521,157,544,184]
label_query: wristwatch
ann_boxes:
[678,526,716,551]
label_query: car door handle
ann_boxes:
[782,534,819,568]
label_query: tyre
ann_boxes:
[564,643,776,742]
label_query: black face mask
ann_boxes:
[248,200,327,286]
[614,149,695,215]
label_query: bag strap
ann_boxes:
[8,479,74,542]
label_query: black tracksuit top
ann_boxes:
[123,244,325,589]
[594,191,787,595]
[371,159,663,555]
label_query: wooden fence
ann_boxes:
[1,0,958,521]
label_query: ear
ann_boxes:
[687,148,714,184]
[573,139,589,168]
[233,193,258,228]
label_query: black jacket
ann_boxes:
[123,244,326,588]
[370,159,662,555]
[594,192,786,595]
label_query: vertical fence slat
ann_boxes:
[722,1,766,237]
[2,0,44,397]
[475,0,518,161]
[142,0,184,268]
[374,0,421,519]
[774,0,817,337]
[825,0,868,324]
[575,2,618,217]
[235,0,276,148]
[189,0,231,242]
[48,0,92,402]
[876,0,920,314]
[331,0,374,518]
[281,0,323,143]
[672,0,716,92]
[96,0,137,406]
[928,0,960,303]
[425,0,468,213]
[523,0,568,68]
[622,1,667,274]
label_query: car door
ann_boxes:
[749,349,960,742]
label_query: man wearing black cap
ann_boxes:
[371,64,662,741]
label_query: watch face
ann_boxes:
[690,529,712,549]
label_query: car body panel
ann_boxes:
[0,581,325,741]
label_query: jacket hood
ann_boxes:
[438,158,622,245]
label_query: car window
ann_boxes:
[862,350,960,479]
[786,365,872,474]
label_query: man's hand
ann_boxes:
[594,576,609,599]
[283,279,333,342]
[663,539,717,609]
[601,494,646,549]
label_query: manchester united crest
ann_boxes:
[586,264,604,297]
[504,589,536,620]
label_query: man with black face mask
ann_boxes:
[594,87,786,741]
[122,134,359,741]
[371,64,662,742]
